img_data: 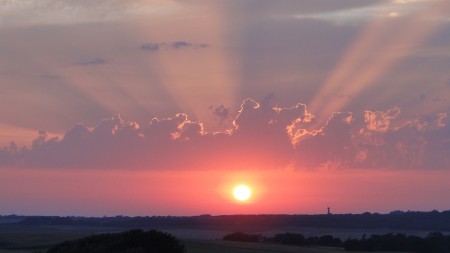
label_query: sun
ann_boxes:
[233,185,252,201]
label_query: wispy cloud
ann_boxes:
[141,41,209,52]
[76,58,109,66]
[0,0,178,27]
[293,0,429,25]
[141,43,162,52]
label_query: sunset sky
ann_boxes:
[1,0,450,216]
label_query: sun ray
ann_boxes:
[309,0,449,127]
[134,2,240,126]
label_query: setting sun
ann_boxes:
[233,185,252,201]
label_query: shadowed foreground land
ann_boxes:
[0,229,434,253]
[0,234,400,253]
[2,212,450,253]
[184,239,358,253]
[45,229,184,253]
[185,240,344,253]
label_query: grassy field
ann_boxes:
[183,240,411,253]
[0,239,404,253]
[0,231,92,253]
[184,239,345,253]
[0,230,409,253]
[0,250,36,253]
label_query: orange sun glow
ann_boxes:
[233,184,252,201]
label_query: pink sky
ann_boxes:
[1,168,450,216]
[1,0,450,216]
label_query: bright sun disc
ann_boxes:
[233,185,252,201]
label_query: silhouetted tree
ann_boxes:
[271,232,305,246]
[318,235,342,247]
[46,229,185,253]
[223,232,261,242]
[344,232,450,253]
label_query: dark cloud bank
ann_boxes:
[1,97,449,170]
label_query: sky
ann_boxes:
[1,0,450,216]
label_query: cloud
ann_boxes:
[172,41,192,49]
[292,0,430,25]
[0,0,178,27]
[141,43,162,52]
[228,96,302,169]
[364,107,401,133]
[1,99,450,170]
[221,0,380,21]
[293,112,354,169]
[141,41,209,52]
[353,110,450,169]
[210,105,230,122]
[76,58,109,66]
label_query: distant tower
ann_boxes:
[327,207,331,215]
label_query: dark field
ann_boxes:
[0,231,402,253]
[2,212,450,253]
[0,226,433,253]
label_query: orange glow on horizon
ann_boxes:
[2,167,450,216]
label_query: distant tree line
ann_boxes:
[223,232,341,247]
[223,231,450,253]
[223,232,262,242]
[8,210,450,232]
[344,232,450,253]
[46,229,185,253]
